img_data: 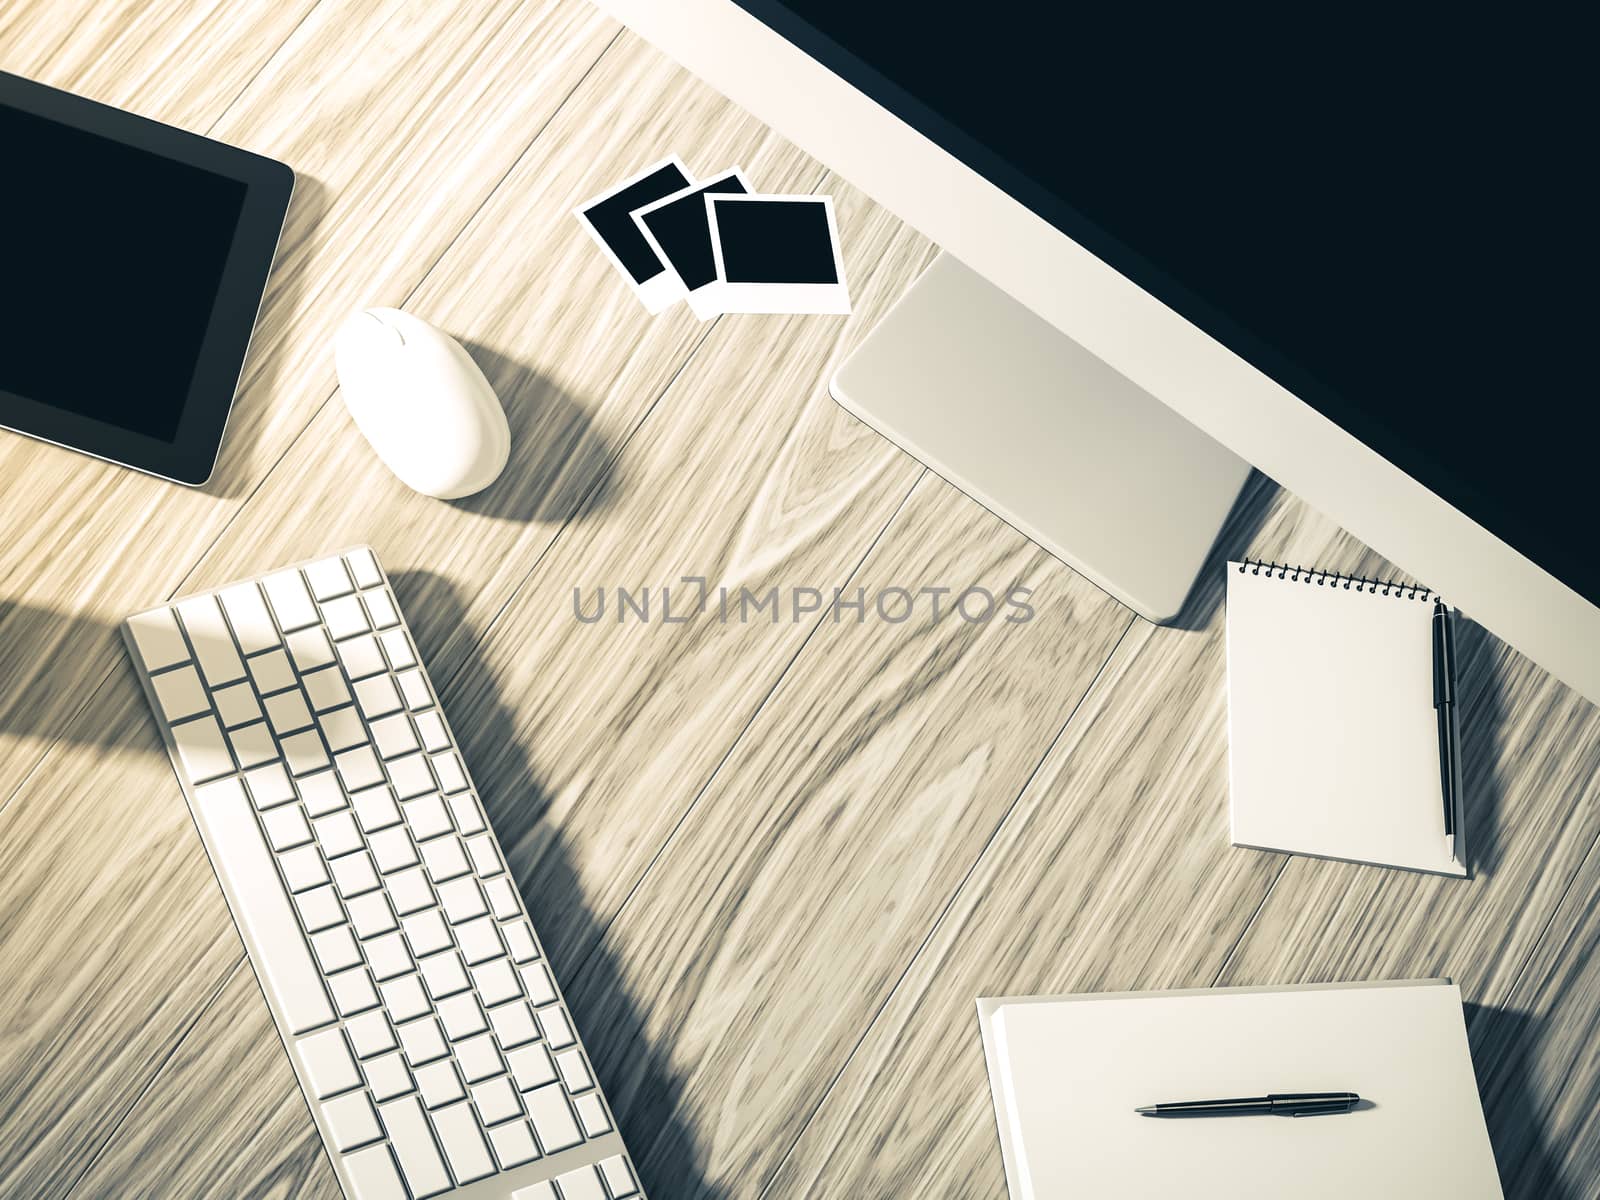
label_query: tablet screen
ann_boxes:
[2,102,247,443]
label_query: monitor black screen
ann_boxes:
[1,102,246,443]
[733,4,1596,607]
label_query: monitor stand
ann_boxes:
[831,253,1252,622]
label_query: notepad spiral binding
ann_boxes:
[1237,559,1435,601]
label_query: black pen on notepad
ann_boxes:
[1432,599,1460,864]
[1136,1092,1361,1117]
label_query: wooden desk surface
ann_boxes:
[2,4,1597,1196]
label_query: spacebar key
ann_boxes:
[193,778,335,1034]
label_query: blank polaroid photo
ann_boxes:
[631,168,751,320]
[706,194,851,315]
[574,156,695,313]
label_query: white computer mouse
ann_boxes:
[334,307,510,499]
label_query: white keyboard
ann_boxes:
[124,548,644,1200]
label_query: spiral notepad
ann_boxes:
[1225,560,1466,876]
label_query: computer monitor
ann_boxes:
[598,1,1599,705]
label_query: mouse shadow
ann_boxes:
[393,569,724,1198]
[1163,470,1280,632]
[1455,618,1511,879]
[449,339,623,524]
[1466,1002,1575,1199]
[202,174,332,500]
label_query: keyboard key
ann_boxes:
[264,689,314,736]
[471,1075,523,1127]
[127,607,190,670]
[437,877,487,923]
[171,715,234,782]
[502,923,537,964]
[555,1048,593,1093]
[365,931,414,981]
[281,730,330,775]
[345,890,397,939]
[555,1165,605,1200]
[416,1059,466,1108]
[396,1015,450,1066]
[262,804,313,851]
[213,682,262,728]
[176,595,245,686]
[320,705,368,752]
[346,1010,396,1058]
[336,746,384,791]
[295,885,345,934]
[456,917,503,966]
[397,669,431,710]
[379,974,431,1023]
[353,785,403,832]
[438,993,487,1041]
[363,587,400,629]
[286,626,336,672]
[151,665,208,721]
[536,1006,575,1049]
[487,1001,538,1049]
[420,836,470,883]
[279,845,330,893]
[506,1044,557,1091]
[341,1142,407,1200]
[369,827,418,874]
[327,966,380,1017]
[419,950,470,1001]
[330,851,381,898]
[354,674,403,719]
[519,963,557,1007]
[402,908,453,957]
[413,710,450,753]
[447,792,488,838]
[369,713,418,759]
[228,720,277,770]
[573,1093,610,1136]
[434,1100,497,1185]
[297,770,347,817]
[294,1027,361,1099]
[376,1095,452,1199]
[314,810,364,861]
[430,753,467,794]
[472,959,521,1008]
[511,1183,556,1200]
[365,1049,414,1102]
[455,1032,503,1084]
[387,866,435,915]
[219,583,280,654]
[323,1090,383,1152]
[524,1084,583,1153]
[194,779,333,1033]
[379,629,417,670]
[387,753,435,799]
[321,594,370,640]
[306,558,354,602]
[484,877,521,922]
[338,635,387,680]
[464,834,503,877]
[347,548,383,589]
[304,666,352,712]
[600,1154,640,1197]
[312,925,363,974]
[262,569,320,632]
[245,762,296,810]
[247,648,296,695]
[403,793,452,841]
[488,1119,539,1169]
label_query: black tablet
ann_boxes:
[0,72,293,485]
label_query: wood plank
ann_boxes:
[33,35,921,1196]
[760,482,1426,1198]
[559,470,1132,1196]
[0,0,613,811]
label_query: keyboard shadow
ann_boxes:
[393,570,724,1199]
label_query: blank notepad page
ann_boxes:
[1225,562,1464,875]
